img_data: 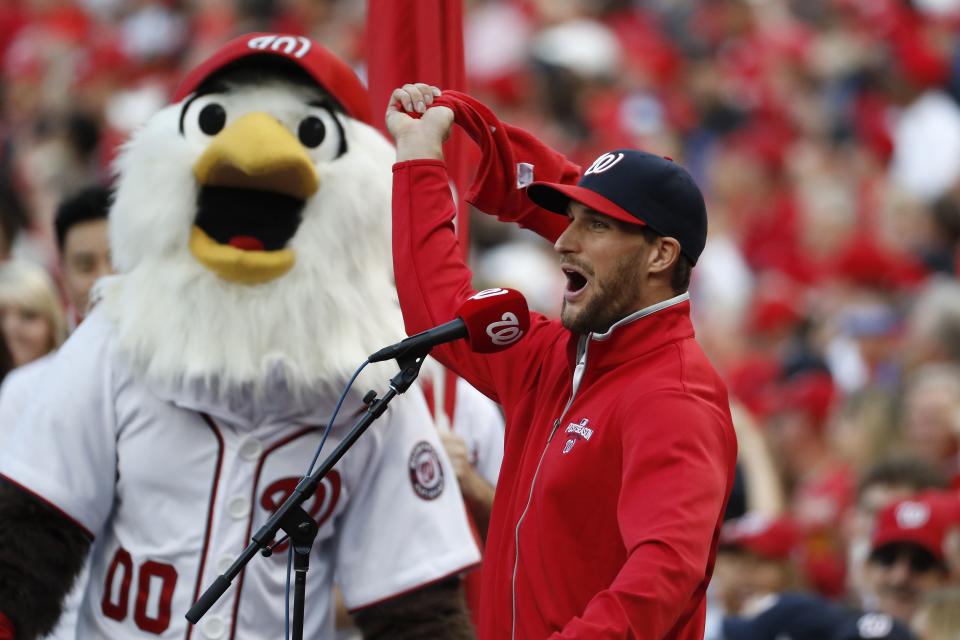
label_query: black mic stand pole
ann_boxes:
[186,352,429,638]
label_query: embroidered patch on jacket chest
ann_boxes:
[562,418,594,454]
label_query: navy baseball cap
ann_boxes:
[722,594,915,640]
[526,149,708,264]
[722,593,848,640]
[833,613,914,640]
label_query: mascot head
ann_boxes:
[101,34,404,407]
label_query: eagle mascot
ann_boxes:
[0,33,479,640]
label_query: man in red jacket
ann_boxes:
[386,84,738,639]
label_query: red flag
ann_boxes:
[366,2,484,627]
[365,0,471,254]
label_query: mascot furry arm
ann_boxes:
[0,480,90,639]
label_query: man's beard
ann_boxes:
[560,253,646,334]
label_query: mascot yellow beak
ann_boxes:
[190,112,319,284]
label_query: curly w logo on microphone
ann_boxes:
[486,313,523,346]
[457,287,530,353]
[470,288,510,300]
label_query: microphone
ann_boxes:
[369,288,530,363]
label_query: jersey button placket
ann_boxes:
[238,437,263,461]
[202,615,226,639]
[227,495,250,519]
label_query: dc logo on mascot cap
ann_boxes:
[247,34,311,59]
[584,152,625,176]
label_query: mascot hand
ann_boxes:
[0,612,15,640]
[387,83,454,161]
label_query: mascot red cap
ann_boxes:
[173,32,372,125]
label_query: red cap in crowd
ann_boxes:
[775,372,837,427]
[721,512,799,560]
[830,235,927,289]
[870,493,955,563]
[726,354,782,420]
[747,276,805,336]
[172,32,372,125]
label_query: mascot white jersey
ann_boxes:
[0,33,479,640]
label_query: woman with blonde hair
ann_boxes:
[0,260,67,368]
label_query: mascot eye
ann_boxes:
[180,94,232,142]
[198,103,227,135]
[298,116,326,148]
[299,106,346,162]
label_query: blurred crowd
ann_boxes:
[2,0,960,638]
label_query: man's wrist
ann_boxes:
[395,133,444,162]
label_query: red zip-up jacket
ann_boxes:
[392,159,738,639]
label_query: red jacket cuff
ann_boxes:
[393,159,447,171]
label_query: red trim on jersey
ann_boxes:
[228,427,318,640]
[422,378,436,417]
[422,371,459,428]
[0,472,95,540]
[345,561,481,614]
[185,414,225,640]
[443,369,458,426]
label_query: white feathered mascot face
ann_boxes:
[100,34,404,404]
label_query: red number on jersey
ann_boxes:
[101,547,179,634]
[101,548,133,620]
[134,560,178,633]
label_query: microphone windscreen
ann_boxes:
[457,288,531,354]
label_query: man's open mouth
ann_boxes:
[194,186,304,251]
[562,266,589,293]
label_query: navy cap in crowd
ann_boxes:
[722,593,915,640]
[526,149,708,264]
[722,593,848,640]
[834,613,914,640]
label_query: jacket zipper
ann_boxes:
[511,336,590,639]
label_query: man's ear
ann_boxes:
[647,236,681,276]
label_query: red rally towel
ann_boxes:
[432,90,580,242]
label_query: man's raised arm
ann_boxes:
[385,83,562,405]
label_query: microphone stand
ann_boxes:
[186,352,428,639]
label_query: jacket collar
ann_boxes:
[573,293,695,371]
